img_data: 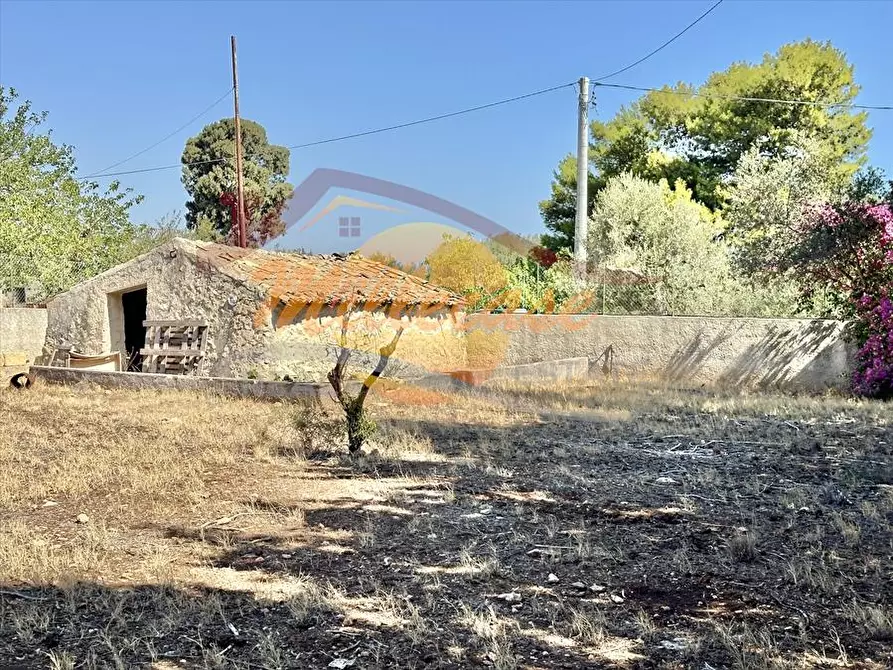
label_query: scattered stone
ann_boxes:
[589,584,606,592]
[571,581,587,589]
[655,477,679,485]
[547,573,559,583]
[42,500,59,507]
[496,592,522,603]
[610,593,624,603]
[659,638,688,651]
[76,513,89,524]
[281,553,292,559]
[328,659,355,669]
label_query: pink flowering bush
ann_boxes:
[787,203,893,309]
[852,294,893,399]
[786,202,893,398]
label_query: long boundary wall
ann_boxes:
[19,308,855,394]
[465,314,854,392]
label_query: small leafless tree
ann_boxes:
[327,309,403,454]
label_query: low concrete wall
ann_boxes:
[1,307,48,378]
[29,366,344,402]
[466,314,854,392]
[446,357,590,387]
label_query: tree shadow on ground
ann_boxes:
[4,408,890,669]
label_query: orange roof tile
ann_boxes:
[189,241,464,307]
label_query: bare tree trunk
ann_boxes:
[327,312,403,454]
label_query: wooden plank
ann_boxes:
[198,326,209,351]
[142,320,207,328]
[146,325,162,373]
[140,348,204,357]
[70,352,120,364]
[197,326,208,375]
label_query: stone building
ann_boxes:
[44,238,466,380]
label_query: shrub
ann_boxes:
[293,400,343,453]
[851,294,893,399]
[783,201,893,398]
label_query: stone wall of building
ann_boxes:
[44,240,466,382]
[247,304,466,382]
[44,240,269,377]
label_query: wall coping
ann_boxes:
[467,312,849,325]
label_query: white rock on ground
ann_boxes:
[497,592,522,603]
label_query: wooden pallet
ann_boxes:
[141,320,209,375]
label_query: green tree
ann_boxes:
[724,134,839,279]
[588,174,732,314]
[541,40,871,251]
[0,87,146,301]
[587,174,792,316]
[181,119,292,245]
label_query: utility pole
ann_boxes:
[574,76,590,279]
[231,35,247,248]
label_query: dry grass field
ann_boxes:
[0,379,891,669]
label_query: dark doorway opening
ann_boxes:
[122,288,147,372]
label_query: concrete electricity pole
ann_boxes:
[231,35,247,248]
[574,76,590,278]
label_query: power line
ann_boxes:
[593,0,724,83]
[285,81,576,151]
[593,81,893,111]
[81,81,577,179]
[79,156,226,179]
[81,87,234,179]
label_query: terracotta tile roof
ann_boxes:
[186,240,464,307]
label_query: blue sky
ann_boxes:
[1,0,891,250]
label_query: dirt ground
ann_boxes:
[0,379,891,669]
